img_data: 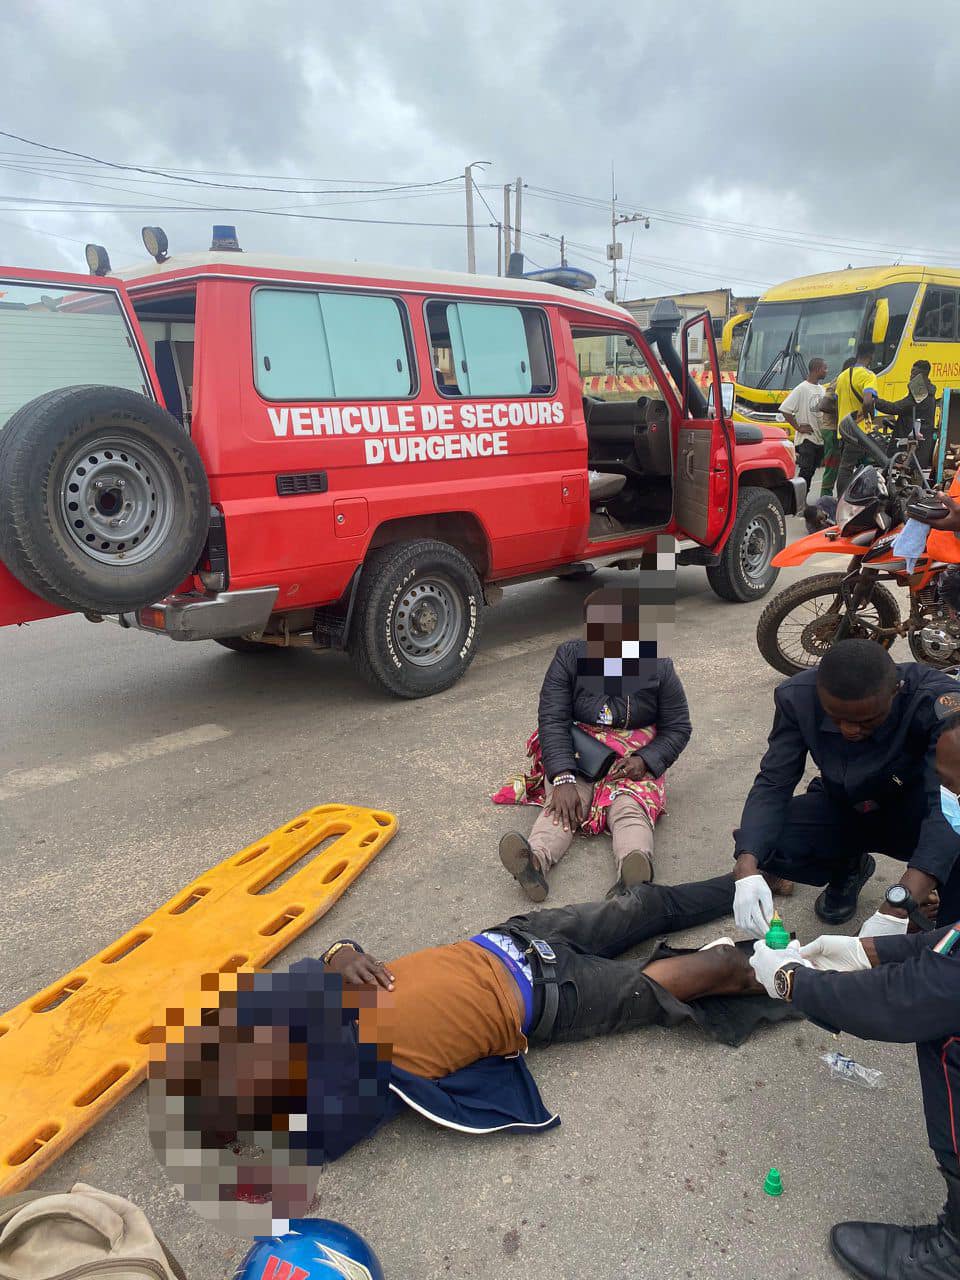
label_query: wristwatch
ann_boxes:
[773,962,803,1002]
[884,884,935,932]
[322,939,365,965]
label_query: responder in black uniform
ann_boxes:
[749,696,960,1277]
[732,640,960,938]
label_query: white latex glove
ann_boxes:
[749,939,810,998]
[859,909,909,938]
[799,934,871,972]
[734,874,774,938]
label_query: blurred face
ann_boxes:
[817,682,899,742]
[811,361,827,382]
[151,975,394,1238]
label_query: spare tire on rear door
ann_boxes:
[0,385,210,614]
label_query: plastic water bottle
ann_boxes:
[820,1051,884,1089]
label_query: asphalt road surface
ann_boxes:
[0,540,934,1279]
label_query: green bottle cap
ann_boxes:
[763,1167,783,1197]
[765,912,790,950]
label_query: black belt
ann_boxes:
[504,928,560,1042]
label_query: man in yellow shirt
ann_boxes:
[835,343,882,497]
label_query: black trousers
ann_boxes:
[919,1035,960,1172]
[492,874,735,1044]
[796,439,825,490]
[737,779,960,926]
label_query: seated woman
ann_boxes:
[493,585,692,899]
[151,873,797,1232]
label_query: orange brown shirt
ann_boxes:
[372,941,526,1079]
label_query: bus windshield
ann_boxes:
[738,294,870,390]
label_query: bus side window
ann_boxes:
[915,286,960,343]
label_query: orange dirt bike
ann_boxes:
[756,414,960,675]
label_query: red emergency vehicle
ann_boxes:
[0,230,802,697]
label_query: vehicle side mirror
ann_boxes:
[707,382,734,416]
[871,297,890,345]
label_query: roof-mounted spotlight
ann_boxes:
[210,224,242,252]
[84,244,112,276]
[141,226,169,263]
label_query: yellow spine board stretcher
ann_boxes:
[0,802,397,1192]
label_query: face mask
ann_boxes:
[940,785,960,834]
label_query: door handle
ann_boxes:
[683,451,695,480]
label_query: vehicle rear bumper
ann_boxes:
[115,587,278,641]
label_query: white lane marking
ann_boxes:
[0,724,230,801]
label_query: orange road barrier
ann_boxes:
[0,803,397,1192]
[582,370,735,394]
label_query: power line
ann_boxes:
[0,131,464,197]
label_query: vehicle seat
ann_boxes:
[588,470,627,503]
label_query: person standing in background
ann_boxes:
[780,357,828,493]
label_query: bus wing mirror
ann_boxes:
[871,297,890,345]
[721,311,751,355]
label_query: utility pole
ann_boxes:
[514,177,522,252]
[502,183,512,273]
[608,163,648,303]
[496,224,502,276]
[463,160,490,273]
[610,165,618,305]
[560,234,566,267]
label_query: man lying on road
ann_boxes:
[152,873,796,1230]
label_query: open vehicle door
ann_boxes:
[674,310,736,551]
[0,266,207,628]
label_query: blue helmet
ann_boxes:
[234,1219,385,1280]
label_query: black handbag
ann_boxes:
[570,724,618,781]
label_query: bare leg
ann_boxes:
[642,944,764,1003]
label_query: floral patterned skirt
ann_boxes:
[491,722,666,836]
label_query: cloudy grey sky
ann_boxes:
[1,0,957,299]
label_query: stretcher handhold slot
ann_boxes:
[258,906,304,936]
[73,1064,131,1108]
[321,859,349,884]
[32,978,86,1014]
[247,832,343,895]
[168,887,210,915]
[284,819,309,833]
[7,1124,60,1168]
[102,932,152,965]
[235,844,270,867]
[218,954,248,973]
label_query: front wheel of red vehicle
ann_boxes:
[0,385,209,614]
[349,539,484,698]
[707,488,787,602]
[756,572,900,676]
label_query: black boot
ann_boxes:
[498,832,548,902]
[830,1165,960,1279]
[815,852,876,925]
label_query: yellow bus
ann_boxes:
[728,265,960,425]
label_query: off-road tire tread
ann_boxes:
[0,385,209,613]
[756,571,900,676]
[349,538,484,699]
[707,487,786,603]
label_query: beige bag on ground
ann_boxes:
[0,1183,186,1280]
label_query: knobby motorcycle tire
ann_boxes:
[755,571,900,677]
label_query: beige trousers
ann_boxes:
[528,777,655,873]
